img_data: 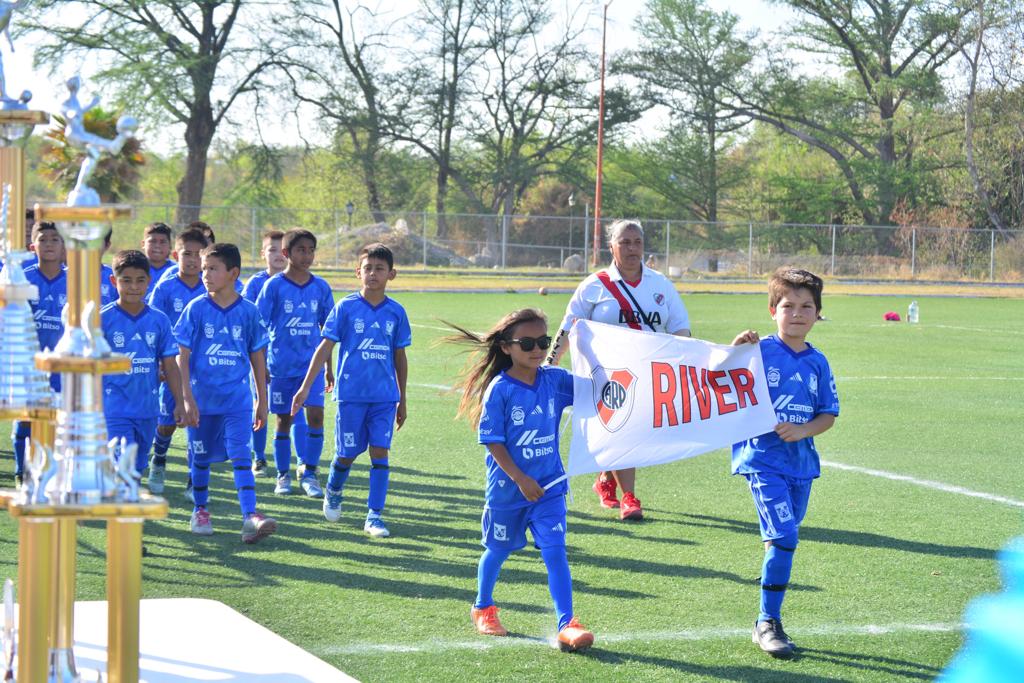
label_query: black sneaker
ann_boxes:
[252,459,268,477]
[753,618,795,658]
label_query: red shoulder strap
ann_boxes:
[595,270,641,330]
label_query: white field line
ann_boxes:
[407,385,1022,508]
[315,621,961,656]
[822,461,1024,509]
[838,375,1023,381]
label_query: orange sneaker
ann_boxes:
[620,492,643,520]
[592,475,619,508]
[471,605,508,636]
[557,616,594,652]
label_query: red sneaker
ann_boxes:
[471,605,508,636]
[620,492,643,520]
[557,616,594,652]
[592,475,619,509]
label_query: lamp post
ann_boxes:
[593,0,613,268]
[346,201,354,230]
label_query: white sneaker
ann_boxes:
[274,472,292,495]
[323,488,342,522]
[300,471,324,498]
[190,508,213,535]
[364,513,390,538]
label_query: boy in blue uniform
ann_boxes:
[242,229,290,476]
[292,243,409,538]
[730,268,840,659]
[11,221,65,488]
[449,308,593,651]
[101,250,184,486]
[175,243,275,543]
[256,228,334,497]
[147,228,209,495]
[142,222,175,297]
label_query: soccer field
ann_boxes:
[1,291,1022,682]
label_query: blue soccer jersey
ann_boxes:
[732,335,840,479]
[24,264,67,352]
[242,270,272,303]
[100,263,117,306]
[146,260,176,296]
[256,273,334,379]
[148,274,206,326]
[101,303,178,418]
[322,294,411,403]
[478,366,574,510]
[174,294,269,415]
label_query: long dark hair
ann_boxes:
[445,308,548,426]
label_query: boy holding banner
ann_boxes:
[731,268,840,659]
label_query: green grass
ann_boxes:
[2,292,1022,682]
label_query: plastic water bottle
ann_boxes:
[908,300,919,324]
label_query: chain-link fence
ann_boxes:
[118,204,1024,282]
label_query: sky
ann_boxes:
[4,0,798,153]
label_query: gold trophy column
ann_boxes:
[107,519,143,683]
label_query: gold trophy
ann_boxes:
[0,68,166,683]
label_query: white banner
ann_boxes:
[567,320,777,476]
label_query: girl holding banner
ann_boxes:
[546,219,691,520]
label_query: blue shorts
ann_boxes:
[186,412,253,465]
[335,402,396,457]
[745,472,813,541]
[105,416,157,471]
[158,382,177,427]
[482,494,568,552]
[270,371,325,415]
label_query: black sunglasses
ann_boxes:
[506,335,552,351]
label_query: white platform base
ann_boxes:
[59,598,357,682]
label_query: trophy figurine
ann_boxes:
[61,76,137,208]
[0,1,31,111]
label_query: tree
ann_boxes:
[25,1,288,223]
[283,1,399,222]
[731,0,973,232]
[617,0,754,225]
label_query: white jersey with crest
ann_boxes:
[559,262,690,334]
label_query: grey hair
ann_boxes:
[606,219,644,243]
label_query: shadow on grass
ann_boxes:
[670,513,995,560]
[796,646,943,680]
[583,648,853,682]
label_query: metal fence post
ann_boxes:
[501,212,509,269]
[990,229,996,282]
[250,207,258,263]
[422,211,428,268]
[334,208,341,268]
[911,227,917,278]
[583,204,589,265]
[830,224,837,276]
[747,222,753,277]
[664,220,670,270]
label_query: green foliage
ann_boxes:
[38,107,145,203]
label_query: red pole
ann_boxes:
[593,1,610,268]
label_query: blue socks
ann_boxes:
[368,458,390,512]
[759,533,798,622]
[252,423,268,461]
[232,458,256,517]
[191,462,211,509]
[273,432,291,475]
[327,457,351,493]
[541,546,574,631]
[12,421,29,476]
[151,432,171,467]
[303,429,324,469]
[291,411,308,465]
[474,548,510,609]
